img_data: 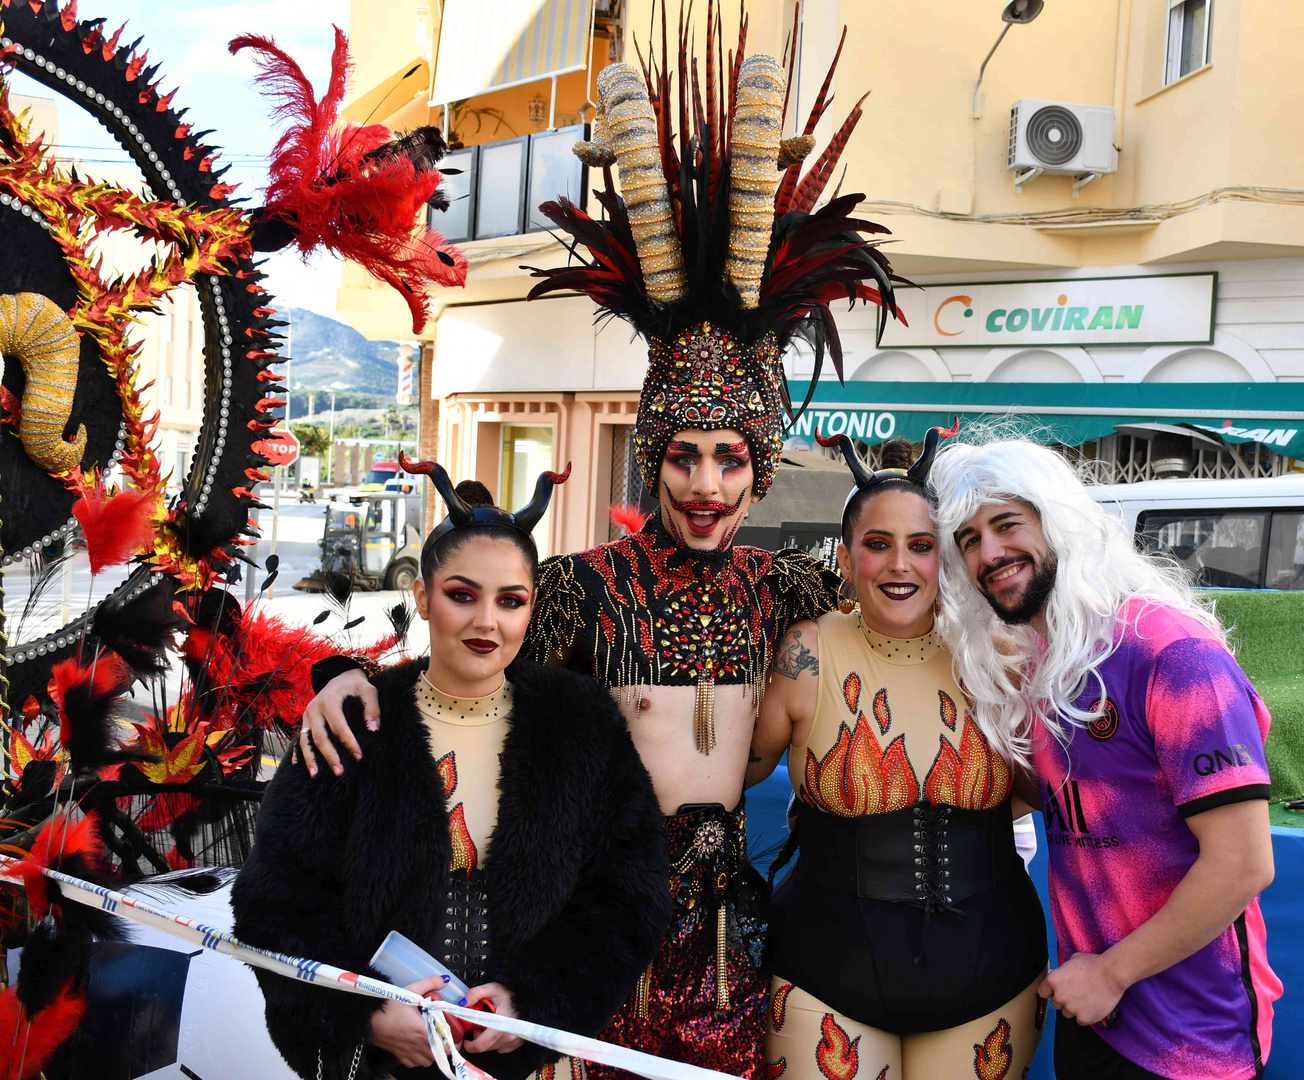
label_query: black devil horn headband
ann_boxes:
[399,452,572,543]
[907,418,961,485]
[817,418,960,516]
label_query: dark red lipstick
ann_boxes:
[462,639,498,654]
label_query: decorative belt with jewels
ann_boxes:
[636,801,750,1015]
[794,800,1017,907]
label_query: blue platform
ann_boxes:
[748,766,1303,1078]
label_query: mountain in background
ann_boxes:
[280,307,402,399]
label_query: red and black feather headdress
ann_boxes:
[525,2,908,495]
[231,28,468,333]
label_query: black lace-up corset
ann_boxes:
[440,870,491,986]
[793,800,1017,906]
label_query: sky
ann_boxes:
[5,0,353,318]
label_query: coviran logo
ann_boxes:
[932,292,1145,336]
[934,295,974,336]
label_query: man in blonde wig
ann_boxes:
[930,437,1281,1080]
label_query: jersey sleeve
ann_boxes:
[1146,635,1272,817]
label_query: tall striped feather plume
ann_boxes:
[525,0,908,417]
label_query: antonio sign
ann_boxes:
[254,429,300,469]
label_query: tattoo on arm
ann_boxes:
[748,751,762,763]
[772,629,818,680]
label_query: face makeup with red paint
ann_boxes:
[413,535,535,697]
[836,487,939,639]
[657,428,760,551]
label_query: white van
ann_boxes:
[1087,474,1304,591]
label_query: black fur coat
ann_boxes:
[232,658,670,1080]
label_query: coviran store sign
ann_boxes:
[879,272,1216,348]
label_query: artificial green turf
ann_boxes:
[1208,590,1304,804]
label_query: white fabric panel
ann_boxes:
[432,0,594,105]
[433,296,595,395]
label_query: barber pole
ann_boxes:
[397,348,415,406]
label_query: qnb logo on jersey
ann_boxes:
[1193,744,1255,777]
[1087,698,1119,742]
[1044,779,1121,849]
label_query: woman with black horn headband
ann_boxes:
[232,459,671,1080]
[746,424,1050,1080]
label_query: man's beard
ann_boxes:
[981,552,1058,626]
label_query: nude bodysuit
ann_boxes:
[788,612,1010,815]
[414,673,510,874]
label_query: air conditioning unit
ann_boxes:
[1007,98,1117,195]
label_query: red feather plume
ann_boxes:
[0,981,87,1080]
[231,28,467,332]
[67,468,156,575]
[609,504,652,535]
[48,651,144,772]
[182,608,340,735]
[0,812,103,920]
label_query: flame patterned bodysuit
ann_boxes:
[764,611,1048,1080]
[413,673,512,987]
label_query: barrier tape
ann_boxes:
[6,858,742,1080]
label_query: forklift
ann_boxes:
[294,491,422,592]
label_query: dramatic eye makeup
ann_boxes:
[859,530,936,553]
[666,439,700,474]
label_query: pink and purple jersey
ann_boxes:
[1033,600,1281,1080]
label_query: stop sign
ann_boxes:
[254,429,300,468]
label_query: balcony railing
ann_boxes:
[429,123,590,243]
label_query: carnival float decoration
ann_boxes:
[0,3,463,1074]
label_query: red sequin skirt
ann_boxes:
[587,802,768,1080]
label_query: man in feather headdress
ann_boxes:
[299,7,906,1077]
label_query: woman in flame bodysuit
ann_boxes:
[747,431,1048,1080]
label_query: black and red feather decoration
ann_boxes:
[47,651,149,773]
[67,468,156,576]
[525,0,909,417]
[231,27,467,332]
[0,812,103,921]
[0,980,87,1080]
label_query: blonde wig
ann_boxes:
[929,438,1222,766]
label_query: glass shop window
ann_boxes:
[501,424,555,559]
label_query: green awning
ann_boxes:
[783,382,1304,460]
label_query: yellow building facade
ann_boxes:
[337,0,1304,557]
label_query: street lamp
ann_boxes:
[972,0,1045,118]
[327,381,349,483]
